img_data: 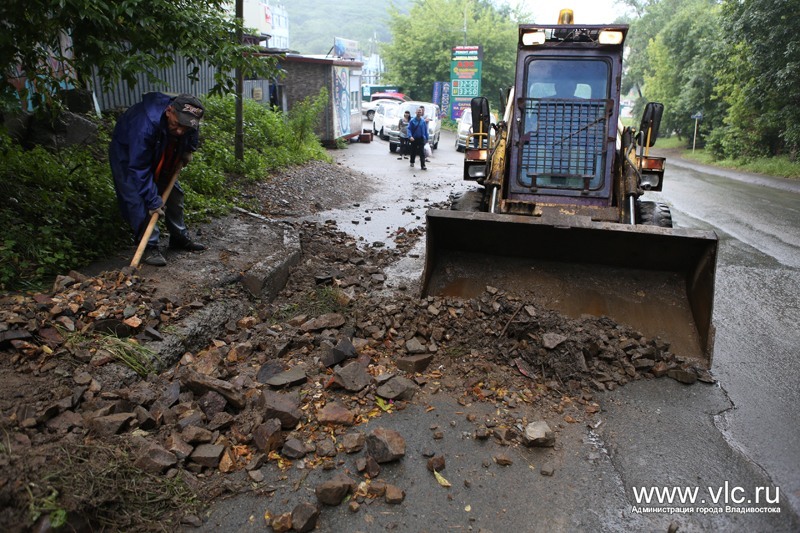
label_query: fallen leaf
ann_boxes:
[434,470,451,487]
[376,397,392,412]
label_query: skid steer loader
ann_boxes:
[421,11,718,366]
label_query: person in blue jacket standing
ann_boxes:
[407,106,428,170]
[109,93,206,266]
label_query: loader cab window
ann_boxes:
[519,58,611,192]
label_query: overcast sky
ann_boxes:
[526,0,633,24]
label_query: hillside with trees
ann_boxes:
[285,0,411,55]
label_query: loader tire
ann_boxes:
[636,201,673,228]
[450,189,485,212]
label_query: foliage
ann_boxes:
[0,127,130,290]
[640,0,720,139]
[0,90,330,291]
[0,0,279,113]
[380,0,524,109]
[625,0,800,163]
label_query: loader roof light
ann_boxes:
[521,30,546,46]
[558,9,574,24]
[598,30,624,45]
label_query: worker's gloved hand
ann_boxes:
[181,151,194,165]
[148,200,165,218]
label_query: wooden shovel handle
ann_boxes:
[130,165,183,268]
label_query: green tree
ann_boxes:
[641,0,721,140]
[0,0,279,112]
[712,0,800,159]
[380,0,523,110]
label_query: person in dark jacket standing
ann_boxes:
[109,92,205,266]
[407,106,428,170]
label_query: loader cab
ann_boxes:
[508,24,627,208]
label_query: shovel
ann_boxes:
[130,164,184,268]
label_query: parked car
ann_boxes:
[455,108,497,151]
[362,92,410,120]
[372,101,401,140]
[386,101,441,153]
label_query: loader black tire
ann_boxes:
[636,200,673,228]
[450,189,485,212]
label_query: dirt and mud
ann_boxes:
[0,158,713,532]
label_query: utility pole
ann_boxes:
[235,0,244,161]
[463,2,468,46]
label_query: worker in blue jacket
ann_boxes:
[109,92,205,266]
[407,106,428,170]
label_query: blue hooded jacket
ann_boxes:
[407,115,429,142]
[109,92,198,236]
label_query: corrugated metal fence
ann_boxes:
[90,55,274,111]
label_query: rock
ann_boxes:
[404,337,427,354]
[315,439,337,458]
[257,389,303,429]
[166,433,194,460]
[317,402,356,426]
[366,427,406,463]
[207,412,235,431]
[356,455,381,478]
[494,453,513,466]
[331,361,371,392]
[376,376,418,401]
[265,366,308,388]
[291,502,320,533]
[385,484,405,504]
[300,313,345,332]
[178,368,245,409]
[341,431,365,453]
[426,455,446,472]
[190,444,225,468]
[667,368,697,385]
[315,473,356,505]
[540,464,555,476]
[271,512,292,532]
[134,444,177,474]
[256,360,284,383]
[542,332,567,349]
[252,418,283,452]
[197,390,227,418]
[87,412,135,438]
[396,353,434,373]
[182,425,213,444]
[522,421,556,447]
[282,437,307,459]
[321,337,357,367]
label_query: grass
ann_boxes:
[63,330,162,377]
[36,442,201,531]
[657,135,800,179]
[272,285,351,322]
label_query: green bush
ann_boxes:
[0,131,129,290]
[0,88,332,290]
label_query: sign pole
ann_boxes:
[693,117,699,153]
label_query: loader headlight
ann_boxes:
[598,30,624,45]
[467,164,487,179]
[521,30,546,46]
[640,172,661,190]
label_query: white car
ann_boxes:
[362,92,410,120]
[372,101,401,140]
[455,108,497,151]
[387,101,441,152]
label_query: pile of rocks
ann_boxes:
[0,220,713,530]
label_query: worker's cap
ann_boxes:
[171,94,204,129]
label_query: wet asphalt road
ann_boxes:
[193,128,800,532]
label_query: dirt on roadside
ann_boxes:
[0,158,712,532]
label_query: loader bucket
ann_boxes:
[421,210,718,367]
